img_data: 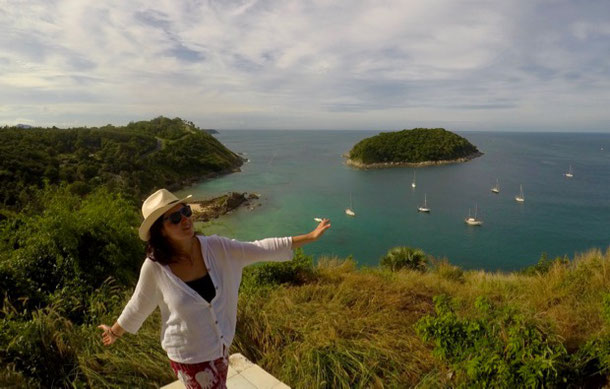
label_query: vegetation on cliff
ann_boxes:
[0,116,243,208]
[348,128,480,166]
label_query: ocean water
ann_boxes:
[176,130,610,271]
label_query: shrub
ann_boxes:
[0,306,84,387]
[0,184,145,386]
[2,185,142,307]
[520,252,569,276]
[380,246,427,272]
[433,259,465,283]
[599,293,610,327]
[0,364,37,388]
[243,248,316,288]
[416,295,571,388]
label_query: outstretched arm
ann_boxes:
[292,218,331,249]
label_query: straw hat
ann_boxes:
[138,189,192,241]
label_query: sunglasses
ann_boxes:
[163,205,192,224]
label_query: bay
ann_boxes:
[176,130,610,271]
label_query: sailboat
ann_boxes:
[411,171,416,188]
[515,184,525,203]
[491,178,500,194]
[465,203,483,226]
[418,194,430,213]
[564,165,574,178]
[345,193,356,216]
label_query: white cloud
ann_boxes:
[0,0,608,130]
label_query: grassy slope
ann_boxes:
[71,248,610,388]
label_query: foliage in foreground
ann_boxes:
[380,246,428,272]
[0,185,167,387]
[233,249,610,388]
[416,295,570,388]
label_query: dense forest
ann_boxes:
[0,116,243,210]
[348,128,480,165]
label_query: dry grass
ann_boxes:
[7,248,608,388]
[233,248,610,388]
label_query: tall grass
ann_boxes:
[3,230,610,387]
[232,248,610,388]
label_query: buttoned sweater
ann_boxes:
[117,234,293,363]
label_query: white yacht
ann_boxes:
[345,193,356,216]
[515,184,525,203]
[418,194,430,213]
[465,204,483,226]
[564,165,574,178]
[411,171,416,188]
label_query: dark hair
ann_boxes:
[146,216,177,265]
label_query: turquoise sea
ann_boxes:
[176,130,610,271]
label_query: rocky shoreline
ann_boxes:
[344,151,483,169]
[190,192,261,222]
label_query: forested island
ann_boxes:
[346,128,482,168]
[0,117,243,210]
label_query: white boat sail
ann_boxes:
[564,165,574,178]
[491,178,500,194]
[515,184,525,203]
[418,194,430,213]
[345,193,356,216]
[465,203,483,226]
[411,171,416,188]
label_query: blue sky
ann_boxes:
[1,0,609,131]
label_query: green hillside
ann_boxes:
[348,128,480,166]
[0,116,243,208]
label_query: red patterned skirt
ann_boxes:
[169,353,229,389]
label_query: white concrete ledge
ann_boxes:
[161,353,290,389]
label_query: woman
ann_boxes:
[98,188,330,388]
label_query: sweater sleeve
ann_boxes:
[213,236,294,268]
[117,259,160,334]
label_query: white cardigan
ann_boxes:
[117,235,293,363]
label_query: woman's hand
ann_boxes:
[292,218,331,248]
[311,218,331,241]
[98,324,120,346]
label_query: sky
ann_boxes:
[1,0,609,131]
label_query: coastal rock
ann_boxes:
[190,192,259,221]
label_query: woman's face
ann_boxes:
[161,204,194,242]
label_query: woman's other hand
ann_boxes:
[98,324,120,346]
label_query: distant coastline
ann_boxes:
[344,151,483,169]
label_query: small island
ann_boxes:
[345,128,482,169]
